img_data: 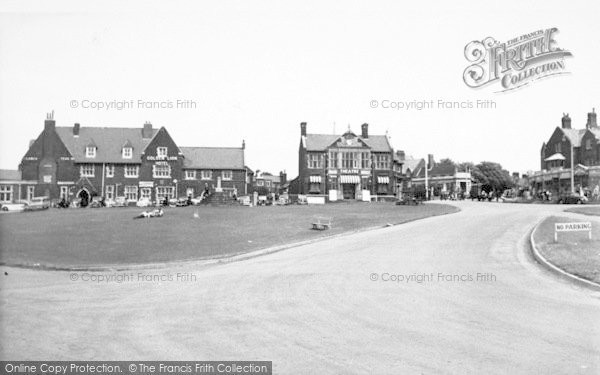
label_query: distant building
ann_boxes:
[532,109,600,195]
[0,169,38,203]
[407,155,472,197]
[296,122,396,200]
[17,113,248,206]
[252,171,287,194]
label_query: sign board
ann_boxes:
[307,196,325,205]
[554,222,592,242]
[139,181,154,188]
[328,190,338,201]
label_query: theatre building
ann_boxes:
[297,122,394,200]
[18,113,247,205]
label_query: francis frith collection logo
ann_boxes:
[463,28,572,92]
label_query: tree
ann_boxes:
[472,161,513,193]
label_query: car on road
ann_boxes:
[1,202,26,212]
[556,193,587,204]
[24,196,51,211]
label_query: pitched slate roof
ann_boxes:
[55,127,157,163]
[415,162,457,178]
[402,157,424,175]
[0,169,22,181]
[181,147,245,169]
[303,133,392,152]
[560,128,586,147]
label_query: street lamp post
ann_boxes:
[174,179,178,199]
[425,157,429,200]
[570,142,575,194]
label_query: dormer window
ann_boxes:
[122,147,132,159]
[86,146,96,158]
[157,147,168,158]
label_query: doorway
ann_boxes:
[342,184,356,199]
[78,189,90,207]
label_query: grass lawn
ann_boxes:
[533,216,600,284]
[0,202,458,269]
[564,206,600,217]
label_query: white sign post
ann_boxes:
[554,222,592,242]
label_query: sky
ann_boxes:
[1,0,599,177]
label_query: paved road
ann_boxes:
[1,202,599,374]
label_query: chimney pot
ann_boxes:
[561,113,571,129]
[300,122,307,137]
[73,123,80,136]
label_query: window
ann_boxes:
[60,186,69,199]
[122,147,132,159]
[153,164,171,178]
[157,147,168,158]
[124,165,139,178]
[586,139,592,150]
[361,152,371,169]
[222,170,233,180]
[201,170,212,180]
[309,183,321,193]
[185,170,196,180]
[156,186,174,202]
[105,165,114,178]
[0,185,13,202]
[140,188,152,200]
[555,143,562,153]
[328,151,338,168]
[124,186,138,201]
[342,152,358,169]
[375,154,390,170]
[105,185,114,200]
[80,164,95,177]
[307,153,323,169]
[86,146,96,158]
[27,186,35,201]
[256,180,264,186]
[266,180,271,187]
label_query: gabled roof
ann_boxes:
[402,157,424,175]
[55,127,158,163]
[0,169,21,181]
[416,162,456,178]
[544,153,566,161]
[303,133,392,152]
[181,147,245,169]
[560,128,586,147]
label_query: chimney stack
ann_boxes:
[561,113,571,129]
[427,154,435,168]
[300,122,307,137]
[242,139,246,150]
[396,150,405,161]
[586,108,597,129]
[73,123,80,136]
[142,121,153,138]
[44,111,55,132]
[280,170,287,184]
[361,123,369,138]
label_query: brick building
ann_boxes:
[17,113,248,206]
[532,109,600,195]
[296,122,395,200]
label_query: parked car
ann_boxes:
[24,196,50,211]
[136,198,153,207]
[1,202,26,212]
[556,193,587,204]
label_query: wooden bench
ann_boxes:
[312,216,332,230]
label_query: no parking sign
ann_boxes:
[554,222,592,242]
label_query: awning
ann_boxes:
[377,176,389,184]
[309,175,322,183]
[544,153,566,162]
[543,175,553,182]
[559,172,571,179]
[340,175,360,184]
